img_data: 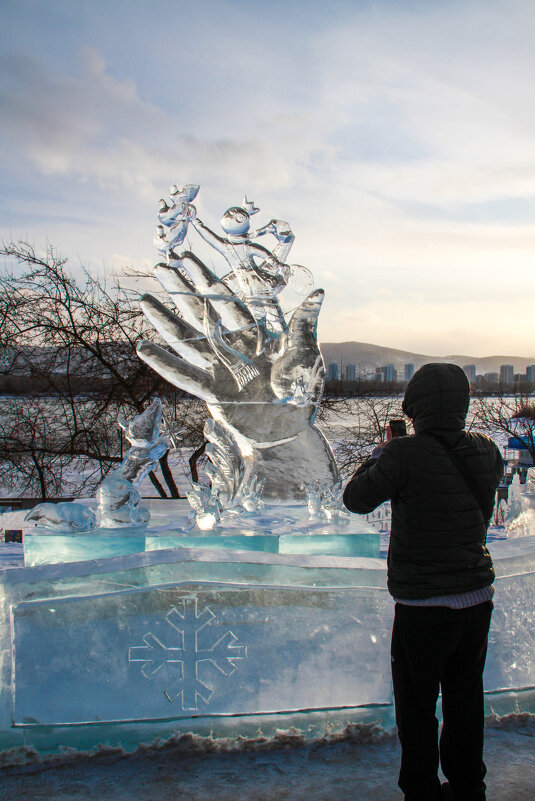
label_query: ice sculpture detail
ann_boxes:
[97,399,168,527]
[155,184,200,260]
[25,501,96,532]
[137,186,339,504]
[25,400,168,532]
[186,418,265,531]
[504,468,535,538]
[306,480,350,527]
[128,598,247,709]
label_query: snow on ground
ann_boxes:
[0,509,25,569]
[0,715,534,801]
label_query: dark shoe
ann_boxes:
[441,782,485,801]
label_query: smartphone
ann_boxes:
[388,419,407,439]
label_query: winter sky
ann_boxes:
[1,0,534,356]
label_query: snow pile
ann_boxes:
[0,715,533,801]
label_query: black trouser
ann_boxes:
[391,601,493,801]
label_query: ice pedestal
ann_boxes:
[23,500,380,566]
[11,582,391,726]
[1,536,535,757]
[1,548,391,756]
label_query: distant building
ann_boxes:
[375,367,384,383]
[462,364,476,383]
[382,364,397,383]
[345,363,356,382]
[483,372,499,385]
[527,365,535,384]
[328,362,339,381]
[500,364,514,386]
[404,363,415,381]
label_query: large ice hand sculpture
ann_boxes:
[137,187,338,501]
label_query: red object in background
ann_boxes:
[4,530,23,543]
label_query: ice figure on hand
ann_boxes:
[155,184,199,262]
[137,185,338,505]
[97,399,168,527]
[191,197,313,334]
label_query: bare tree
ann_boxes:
[472,391,535,464]
[0,240,207,500]
[0,396,118,499]
[318,392,406,479]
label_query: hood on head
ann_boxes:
[402,363,470,433]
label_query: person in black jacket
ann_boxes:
[343,363,503,801]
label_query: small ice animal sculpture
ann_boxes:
[97,399,168,527]
[25,501,96,533]
[137,185,339,506]
[25,400,169,532]
[306,480,350,527]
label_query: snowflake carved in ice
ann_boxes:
[128,597,247,709]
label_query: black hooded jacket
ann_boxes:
[343,363,503,600]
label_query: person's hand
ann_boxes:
[371,443,386,458]
[137,252,339,499]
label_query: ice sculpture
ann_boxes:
[504,468,535,538]
[25,399,168,532]
[306,480,350,526]
[185,418,266,531]
[25,501,96,532]
[137,185,338,505]
[97,399,168,527]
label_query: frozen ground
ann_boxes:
[0,715,534,800]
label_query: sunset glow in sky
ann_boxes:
[1,0,534,356]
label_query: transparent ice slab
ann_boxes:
[11,582,393,725]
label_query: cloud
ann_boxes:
[1,0,535,354]
[0,44,335,201]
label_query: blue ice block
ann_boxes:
[145,533,279,553]
[23,500,381,565]
[11,581,393,725]
[279,532,379,557]
[24,529,147,566]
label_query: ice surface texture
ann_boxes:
[137,185,338,509]
[22,499,380,566]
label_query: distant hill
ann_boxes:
[319,341,535,375]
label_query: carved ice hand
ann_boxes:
[137,251,338,498]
